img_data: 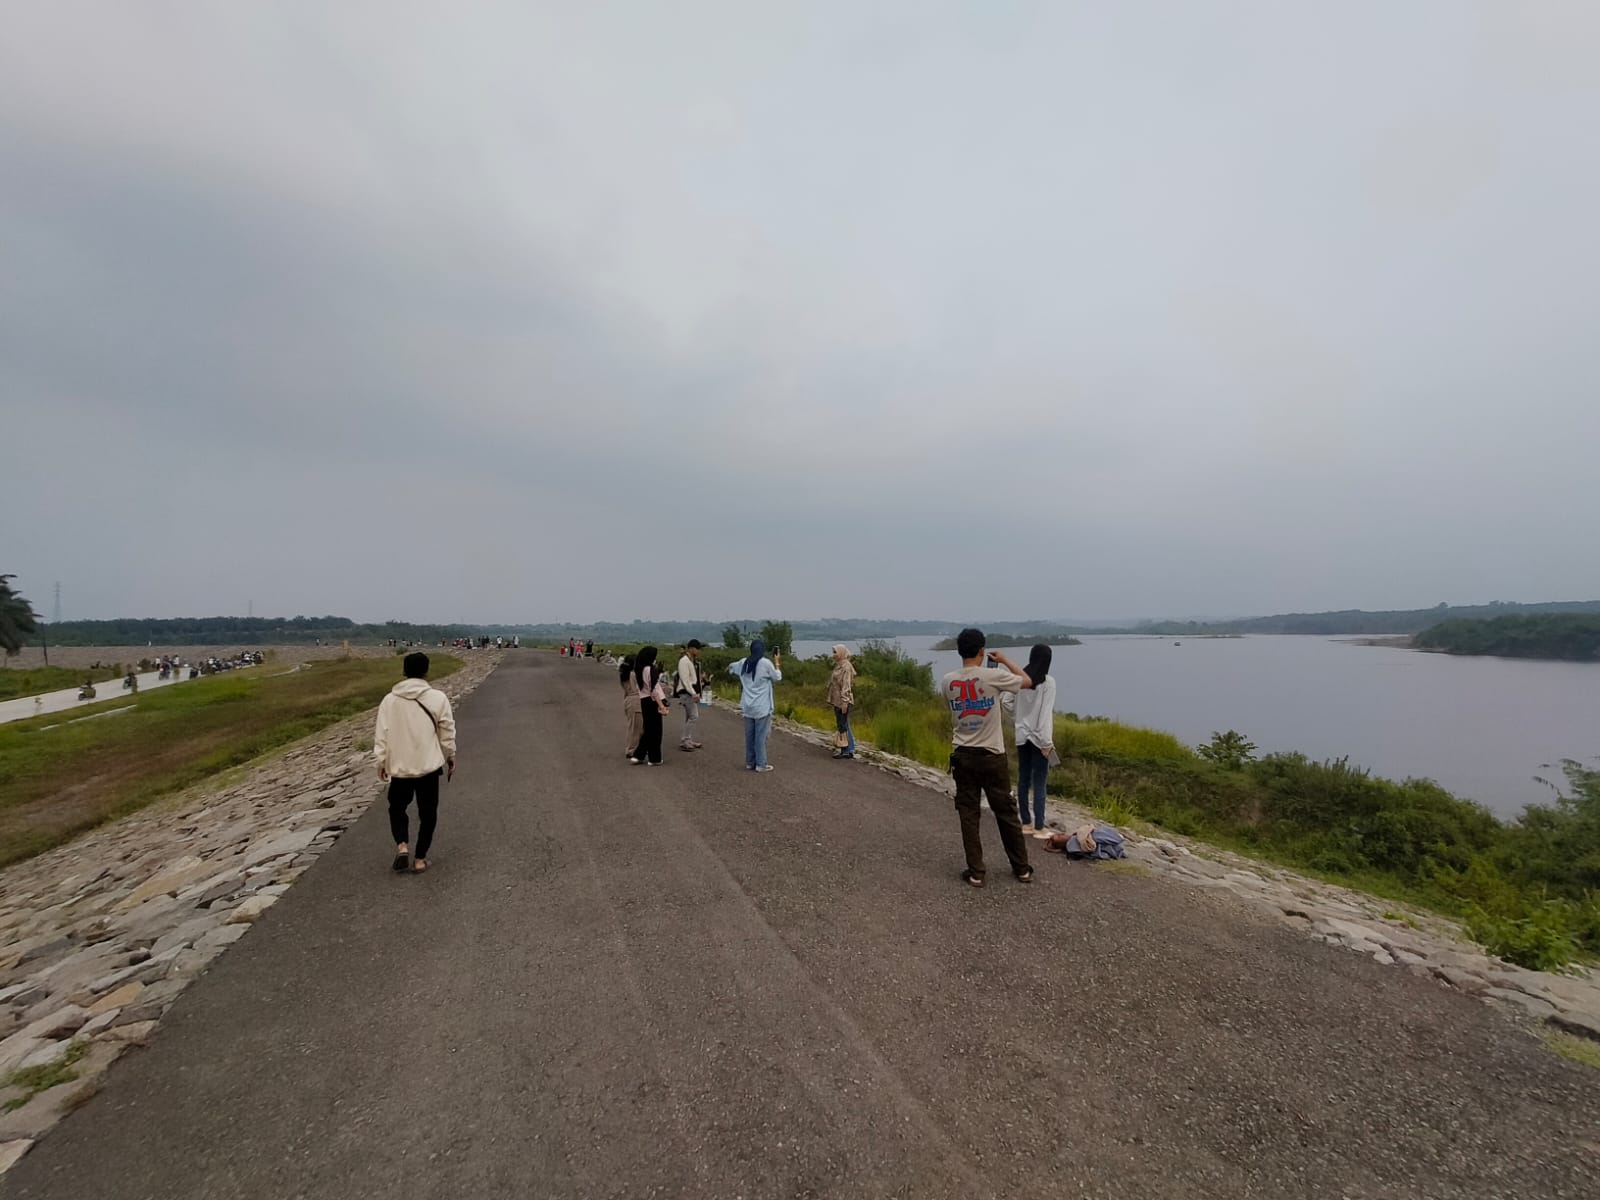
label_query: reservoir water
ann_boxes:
[791,635,1599,819]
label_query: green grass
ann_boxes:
[1540,1029,1600,1070]
[4,1040,88,1109]
[0,655,461,867]
[0,665,127,702]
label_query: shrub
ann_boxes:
[1464,902,1580,972]
[1197,730,1257,770]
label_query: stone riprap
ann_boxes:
[0,652,502,1172]
[762,706,1600,1044]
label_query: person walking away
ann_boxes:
[373,652,457,875]
[630,646,670,765]
[676,639,705,751]
[940,628,1035,887]
[827,644,857,760]
[729,638,782,771]
[619,653,642,757]
[1007,644,1057,837]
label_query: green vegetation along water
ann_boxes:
[1415,613,1600,661]
[694,641,1599,971]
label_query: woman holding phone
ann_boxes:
[1008,644,1057,836]
[729,638,783,771]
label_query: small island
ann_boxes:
[932,633,1082,651]
[1413,614,1600,662]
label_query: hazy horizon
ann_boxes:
[6,3,1599,624]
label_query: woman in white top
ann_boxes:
[1010,644,1057,836]
[629,646,671,765]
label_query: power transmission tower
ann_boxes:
[52,582,62,624]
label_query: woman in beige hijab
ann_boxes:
[827,644,857,760]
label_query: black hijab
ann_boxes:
[633,646,658,689]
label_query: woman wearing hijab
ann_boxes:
[827,644,857,760]
[630,646,671,765]
[619,653,642,758]
[1008,644,1058,836]
[728,638,783,771]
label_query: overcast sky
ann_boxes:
[4,2,1598,625]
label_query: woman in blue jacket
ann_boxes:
[729,638,783,771]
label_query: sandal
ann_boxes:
[411,859,428,874]
[960,869,986,888]
[391,847,410,872]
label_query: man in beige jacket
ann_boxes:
[374,652,456,874]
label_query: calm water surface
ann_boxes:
[792,635,1600,818]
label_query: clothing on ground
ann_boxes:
[373,679,456,778]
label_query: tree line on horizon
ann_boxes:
[10,597,1600,649]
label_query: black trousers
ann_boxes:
[950,747,1029,878]
[388,769,442,858]
[636,698,664,764]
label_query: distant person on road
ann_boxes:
[675,639,705,751]
[1003,644,1057,837]
[374,652,457,875]
[729,639,782,772]
[940,628,1035,888]
[827,644,856,760]
[630,646,670,765]
[619,653,642,757]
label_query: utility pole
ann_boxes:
[52,582,62,624]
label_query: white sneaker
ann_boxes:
[1020,823,1035,834]
[1032,829,1053,840]
[755,765,775,773]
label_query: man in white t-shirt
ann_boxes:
[940,627,1036,887]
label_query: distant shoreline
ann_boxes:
[930,634,1082,651]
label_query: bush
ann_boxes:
[1464,903,1581,972]
[1197,730,1257,770]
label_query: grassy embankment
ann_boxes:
[675,641,1599,972]
[1415,613,1600,662]
[0,654,461,868]
[0,666,128,702]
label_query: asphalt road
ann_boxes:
[7,652,1598,1199]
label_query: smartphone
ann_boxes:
[986,655,998,668]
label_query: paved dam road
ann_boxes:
[7,653,1597,1199]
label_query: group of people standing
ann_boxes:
[619,639,792,770]
[617,630,1060,890]
[371,628,1062,891]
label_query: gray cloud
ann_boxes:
[4,1,1599,623]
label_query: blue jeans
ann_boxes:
[743,714,772,768]
[1016,742,1049,828]
[833,705,855,755]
